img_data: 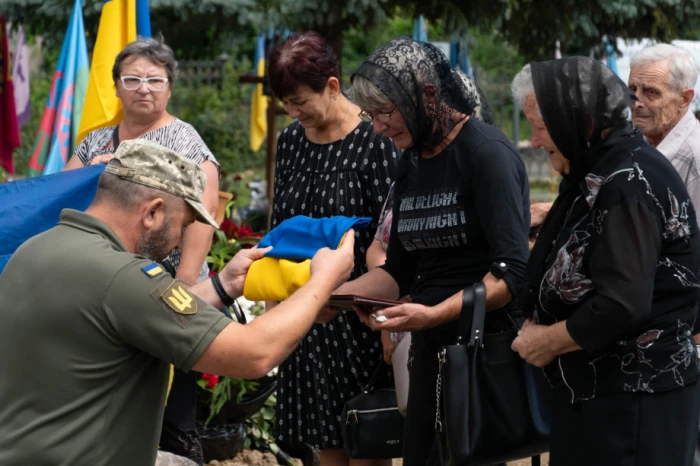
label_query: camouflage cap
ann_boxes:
[105,139,219,228]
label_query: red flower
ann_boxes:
[202,373,220,388]
[238,224,254,237]
[220,219,240,239]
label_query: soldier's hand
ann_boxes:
[220,246,272,297]
[311,229,355,291]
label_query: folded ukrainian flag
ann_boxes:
[243,216,372,301]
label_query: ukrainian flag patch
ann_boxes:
[142,263,164,278]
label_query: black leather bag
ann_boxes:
[341,363,405,459]
[436,282,552,466]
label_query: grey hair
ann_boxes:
[112,35,179,85]
[631,44,700,90]
[511,64,537,111]
[348,75,392,111]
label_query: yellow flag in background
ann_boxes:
[77,0,137,145]
[250,33,267,151]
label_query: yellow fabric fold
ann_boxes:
[243,257,312,302]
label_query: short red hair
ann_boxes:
[267,31,340,99]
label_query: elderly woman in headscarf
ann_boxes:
[510,57,700,465]
[333,37,531,465]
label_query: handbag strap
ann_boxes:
[363,360,387,393]
[112,124,120,150]
[456,282,487,348]
[469,282,486,348]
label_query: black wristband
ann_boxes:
[211,273,235,307]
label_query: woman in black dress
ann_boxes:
[336,37,531,465]
[266,32,398,466]
[511,57,700,465]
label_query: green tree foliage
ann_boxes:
[169,60,266,175]
[494,0,700,60]
[6,0,700,60]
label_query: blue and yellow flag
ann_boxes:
[0,165,105,273]
[27,0,89,176]
[250,33,267,152]
[77,0,151,145]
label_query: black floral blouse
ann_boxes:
[535,131,700,403]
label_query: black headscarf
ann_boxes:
[351,36,478,152]
[523,57,636,317]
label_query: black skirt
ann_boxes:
[550,382,700,466]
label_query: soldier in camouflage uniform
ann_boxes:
[0,140,355,466]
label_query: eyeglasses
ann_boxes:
[358,108,399,123]
[120,76,169,91]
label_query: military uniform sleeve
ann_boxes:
[102,260,230,372]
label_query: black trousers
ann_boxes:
[550,382,700,466]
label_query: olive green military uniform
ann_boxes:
[0,209,229,466]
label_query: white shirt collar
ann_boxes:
[656,109,700,159]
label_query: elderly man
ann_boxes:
[628,43,700,205]
[529,44,700,239]
[0,140,355,466]
[628,44,700,466]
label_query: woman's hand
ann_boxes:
[89,154,114,166]
[511,319,557,367]
[530,202,553,228]
[356,302,442,332]
[381,331,398,364]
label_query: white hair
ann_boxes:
[631,44,700,90]
[348,75,392,110]
[511,64,537,111]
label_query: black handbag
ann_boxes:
[436,282,552,466]
[341,362,405,459]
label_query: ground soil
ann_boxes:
[205,452,550,466]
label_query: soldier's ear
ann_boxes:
[141,198,166,231]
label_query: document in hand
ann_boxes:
[326,295,402,312]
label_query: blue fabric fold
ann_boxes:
[0,165,105,273]
[258,215,372,260]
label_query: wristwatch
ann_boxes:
[490,261,508,280]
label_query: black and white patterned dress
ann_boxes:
[272,120,398,449]
[74,119,218,282]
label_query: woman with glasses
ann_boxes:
[266,31,399,466]
[333,37,531,465]
[63,36,218,466]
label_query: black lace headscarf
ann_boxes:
[523,56,636,318]
[351,36,478,153]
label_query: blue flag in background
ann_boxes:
[136,0,152,37]
[412,15,428,42]
[28,0,89,176]
[606,41,620,76]
[0,165,104,274]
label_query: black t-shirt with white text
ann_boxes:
[382,118,530,347]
